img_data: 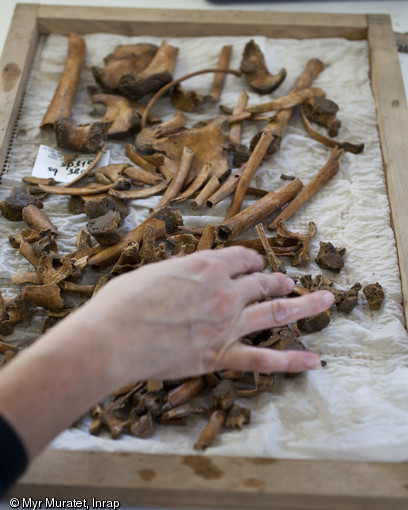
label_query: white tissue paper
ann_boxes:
[1,32,408,462]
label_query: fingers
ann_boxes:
[218,342,321,373]
[235,271,295,306]
[236,290,334,337]
[204,246,264,277]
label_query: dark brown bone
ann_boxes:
[315,241,345,272]
[303,96,341,137]
[87,210,122,246]
[363,282,384,310]
[0,187,43,221]
[92,43,158,92]
[118,41,179,100]
[55,118,112,153]
[225,404,251,430]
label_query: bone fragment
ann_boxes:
[41,33,86,128]
[268,146,343,230]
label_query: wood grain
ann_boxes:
[0,4,39,171]
[36,6,368,40]
[9,450,408,509]
[368,14,408,322]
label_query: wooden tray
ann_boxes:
[2,4,408,509]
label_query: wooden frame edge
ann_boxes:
[0,4,39,171]
[36,4,368,40]
[367,14,408,323]
[11,450,408,509]
[0,5,407,509]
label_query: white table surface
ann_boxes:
[0,1,407,510]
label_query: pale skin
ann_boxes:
[0,246,334,461]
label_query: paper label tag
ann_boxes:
[32,145,110,183]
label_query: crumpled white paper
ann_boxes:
[1,32,408,462]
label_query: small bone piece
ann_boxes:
[191,175,220,210]
[87,210,122,246]
[0,187,43,221]
[126,144,157,172]
[240,40,286,94]
[225,404,251,430]
[300,106,364,154]
[229,89,249,144]
[161,403,208,421]
[123,166,162,186]
[212,380,237,410]
[255,223,286,273]
[335,283,362,314]
[303,96,341,137]
[297,310,331,333]
[171,85,204,112]
[130,412,154,438]
[194,409,226,451]
[196,223,216,251]
[165,377,206,409]
[275,220,317,266]
[205,165,246,209]
[172,162,211,204]
[154,110,186,138]
[21,283,64,311]
[22,205,58,234]
[54,118,112,153]
[315,241,345,272]
[92,94,141,138]
[363,282,384,310]
[109,179,169,200]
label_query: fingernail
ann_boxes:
[321,290,335,307]
[285,276,295,291]
[304,352,321,369]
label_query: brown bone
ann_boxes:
[268,146,343,230]
[216,178,303,242]
[240,40,286,94]
[118,41,179,100]
[41,33,86,128]
[92,94,141,139]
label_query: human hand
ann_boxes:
[74,246,334,387]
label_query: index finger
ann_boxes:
[204,246,265,277]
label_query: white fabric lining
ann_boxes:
[1,33,408,462]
